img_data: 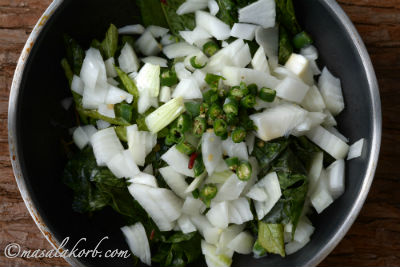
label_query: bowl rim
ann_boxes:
[7,0,382,266]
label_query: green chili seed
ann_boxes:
[199,103,209,116]
[203,89,219,104]
[169,127,184,143]
[208,103,223,120]
[231,127,247,143]
[176,141,196,155]
[237,161,252,181]
[293,31,313,50]
[203,41,219,57]
[229,86,245,100]
[241,94,256,108]
[176,114,191,133]
[200,184,218,207]
[225,157,239,171]
[259,87,276,102]
[193,116,207,137]
[213,119,228,138]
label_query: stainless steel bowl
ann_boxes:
[8,0,381,266]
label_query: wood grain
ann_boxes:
[0,0,399,266]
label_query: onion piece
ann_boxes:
[91,128,124,166]
[185,172,207,193]
[196,11,231,40]
[159,166,189,198]
[318,67,345,115]
[163,42,201,59]
[250,104,308,142]
[141,56,168,68]
[159,86,171,103]
[127,125,156,166]
[73,127,90,150]
[121,223,151,266]
[301,85,326,112]
[80,48,107,90]
[252,172,282,220]
[182,197,206,216]
[201,240,232,267]
[326,126,349,143]
[107,150,141,179]
[216,224,245,256]
[147,25,169,38]
[228,198,253,225]
[180,26,212,46]
[105,85,133,104]
[178,214,197,233]
[347,138,365,160]
[161,145,195,177]
[326,159,345,199]
[206,201,230,229]
[232,43,252,68]
[118,24,145,35]
[177,0,209,15]
[308,152,324,195]
[222,66,280,89]
[252,46,270,74]
[130,172,158,188]
[191,69,207,89]
[96,120,110,130]
[136,63,160,98]
[208,0,219,15]
[275,76,310,104]
[284,53,314,85]
[238,0,276,28]
[119,43,140,74]
[202,132,223,176]
[172,78,203,100]
[310,170,334,214]
[145,97,185,133]
[230,23,259,41]
[322,109,337,127]
[306,125,349,160]
[161,34,176,46]
[255,26,279,69]
[227,231,254,254]
[136,31,161,56]
[213,174,247,202]
[71,75,84,95]
[98,103,116,118]
[221,138,248,161]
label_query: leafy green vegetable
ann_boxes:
[216,0,257,26]
[137,0,169,28]
[115,102,134,124]
[101,24,119,59]
[115,66,139,103]
[114,126,128,142]
[63,35,85,75]
[258,222,285,257]
[161,0,196,36]
[278,25,293,65]
[275,0,301,36]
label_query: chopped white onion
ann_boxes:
[238,0,276,28]
[159,86,171,103]
[104,58,118,78]
[161,34,176,46]
[98,103,116,118]
[163,42,201,59]
[136,63,160,98]
[180,26,212,45]
[322,109,337,127]
[252,46,270,74]
[118,24,145,35]
[222,66,280,89]
[208,0,219,15]
[71,75,84,95]
[227,231,254,254]
[275,76,310,103]
[178,214,197,233]
[182,197,206,216]
[136,31,161,56]
[177,0,209,15]
[145,97,185,133]
[347,138,365,160]
[105,85,133,104]
[91,128,124,166]
[206,201,230,229]
[121,223,151,266]
[185,172,207,193]
[127,125,156,166]
[213,174,247,202]
[318,67,345,115]
[326,126,349,143]
[141,56,168,67]
[306,125,349,159]
[252,172,282,220]
[96,120,110,130]
[172,78,203,100]
[284,53,314,85]
[232,43,252,68]
[159,166,189,199]
[221,138,248,161]
[228,198,253,225]
[107,150,141,179]
[310,170,334,214]
[255,26,279,68]
[301,85,326,112]
[73,127,90,150]
[119,43,140,74]
[82,84,109,109]
[202,132,223,175]
[80,48,107,89]
[250,104,308,141]
[196,11,231,40]
[161,145,195,177]
[147,25,169,38]
[230,23,259,41]
[326,159,345,199]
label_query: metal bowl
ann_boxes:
[8,0,381,266]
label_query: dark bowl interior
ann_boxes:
[15,0,377,266]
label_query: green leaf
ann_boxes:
[137,0,169,28]
[282,181,308,236]
[258,222,285,257]
[216,0,237,26]
[161,0,196,36]
[115,66,139,106]
[63,35,85,75]
[278,25,293,65]
[101,24,119,59]
[165,232,197,243]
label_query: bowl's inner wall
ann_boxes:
[15,0,374,266]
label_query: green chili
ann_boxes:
[225,157,239,171]
[247,83,258,96]
[200,184,218,207]
[237,161,252,181]
[293,31,313,50]
[193,116,207,137]
[190,56,207,69]
[203,89,219,104]
[203,41,219,57]
[213,119,228,139]
[223,97,239,115]
[176,114,192,133]
[160,69,178,86]
[259,87,276,102]
[176,141,196,155]
[231,127,246,143]
[193,156,205,177]
[241,94,256,108]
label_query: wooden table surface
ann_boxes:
[0,0,399,266]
